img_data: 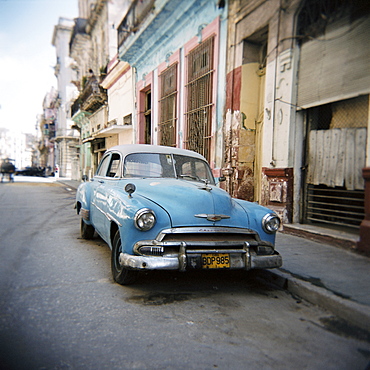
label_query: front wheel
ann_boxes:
[111,230,138,285]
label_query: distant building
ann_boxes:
[52,17,80,179]
[70,0,134,180]
[0,128,35,170]
[38,87,58,175]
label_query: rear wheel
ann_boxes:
[111,230,138,285]
[81,219,95,239]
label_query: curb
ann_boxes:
[282,224,359,251]
[259,269,370,333]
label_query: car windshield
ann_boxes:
[123,153,215,184]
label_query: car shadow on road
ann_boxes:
[82,234,283,305]
[122,269,282,306]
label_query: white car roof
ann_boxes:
[107,144,207,161]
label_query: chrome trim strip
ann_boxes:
[156,227,259,242]
[91,201,122,227]
[186,249,246,254]
[106,213,122,227]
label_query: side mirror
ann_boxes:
[125,183,136,198]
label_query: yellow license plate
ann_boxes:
[201,253,230,269]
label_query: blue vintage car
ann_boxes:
[76,144,282,284]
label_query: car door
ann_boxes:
[90,152,122,242]
[90,153,111,239]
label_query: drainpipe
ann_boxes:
[271,0,282,167]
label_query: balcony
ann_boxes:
[71,97,81,117]
[69,18,88,52]
[43,123,56,139]
[117,0,155,49]
[117,0,196,65]
[55,129,80,140]
[79,75,107,113]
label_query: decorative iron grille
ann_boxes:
[306,185,364,229]
[184,37,214,162]
[159,64,178,147]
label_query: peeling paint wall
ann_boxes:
[223,109,255,201]
[224,0,302,223]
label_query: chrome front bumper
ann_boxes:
[119,249,282,271]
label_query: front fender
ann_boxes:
[233,199,277,245]
[107,189,172,253]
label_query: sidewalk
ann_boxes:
[58,178,370,332]
[267,233,370,332]
[57,177,82,190]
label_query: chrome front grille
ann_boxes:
[134,227,266,257]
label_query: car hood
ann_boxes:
[129,178,251,228]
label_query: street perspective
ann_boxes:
[1,0,370,369]
[0,178,370,369]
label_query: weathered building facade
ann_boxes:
[70,0,135,180]
[117,0,228,178]
[225,0,370,243]
[49,0,370,249]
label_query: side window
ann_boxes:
[107,153,121,178]
[124,153,162,178]
[96,154,111,177]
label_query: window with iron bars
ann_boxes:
[159,64,178,147]
[144,90,152,144]
[184,37,214,162]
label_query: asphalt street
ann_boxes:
[0,179,369,369]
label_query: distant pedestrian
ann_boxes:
[1,159,15,183]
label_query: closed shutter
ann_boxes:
[298,16,370,108]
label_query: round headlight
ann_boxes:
[134,208,156,231]
[262,213,280,233]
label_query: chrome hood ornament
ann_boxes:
[195,214,231,222]
[197,179,212,191]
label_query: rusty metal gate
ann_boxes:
[303,95,367,230]
[184,37,214,162]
